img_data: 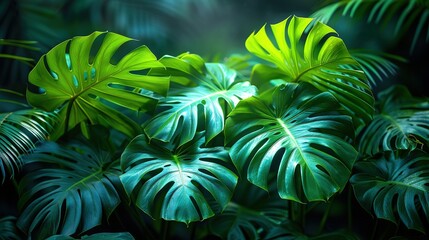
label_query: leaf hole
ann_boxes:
[72,75,79,88]
[316,164,330,177]
[198,168,217,179]
[89,33,106,65]
[108,83,135,92]
[88,93,97,100]
[110,39,141,66]
[27,82,46,94]
[189,196,204,221]
[65,41,72,70]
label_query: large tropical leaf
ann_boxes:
[350,150,429,233]
[120,133,237,224]
[245,16,374,126]
[0,216,21,240]
[26,31,169,139]
[144,63,256,146]
[0,92,57,183]
[358,85,429,155]
[209,178,288,240]
[17,140,121,239]
[46,232,134,240]
[225,83,357,203]
[311,0,429,52]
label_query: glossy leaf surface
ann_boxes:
[225,84,357,202]
[120,133,237,224]
[246,16,374,125]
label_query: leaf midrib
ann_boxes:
[292,56,354,82]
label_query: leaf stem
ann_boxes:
[317,200,333,234]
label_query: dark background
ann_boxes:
[1,0,428,97]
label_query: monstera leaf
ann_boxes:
[225,83,357,203]
[120,133,237,224]
[144,63,256,146]
[209,178,287,240]
[0,93,57,183]
[46,232,134,240]
[26,31,169,138]
[0,216,21,240]
[350,150,429,233]
[358,85,429,155]
[245,16,374,126]
[17,140,121,239]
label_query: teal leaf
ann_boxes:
[358,85,429,155]
[225,83,357,203]
[144,63,256,146]
[120,133,237,224]
[46,232,134,240]
[17,140,121,239]
[351,150,429,233]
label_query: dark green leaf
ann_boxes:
[350,150,429,233]
[358,85,429,155]
[225,83,357,202]
[46,232,134,240]
[0,216,21,240]
[17,140,121,239]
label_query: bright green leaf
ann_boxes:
[225,83,357,203]
[26,31,169,139]
[120,133,237,224]
[245,16,374,126]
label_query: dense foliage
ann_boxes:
[1,1,428,239]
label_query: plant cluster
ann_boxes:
[1,1,429,240]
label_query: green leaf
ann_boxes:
[358,85,429,155]
[245,16,374,126]
[144,63,256,146]
[17,140,121,239]
[349,49,405,86]
[225,84,357,203]
[26,31,170,139]
[350,150,429,233]
[265,221,359,240]
[0,216,21,240]
[311,0,429,52]
[120,133,237,224]
[209,178,288,240]
[0,108,57,183]
[46,232,135,240]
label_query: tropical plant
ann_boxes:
[0,1,428,240]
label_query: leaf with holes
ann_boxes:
[246,16,374,126]
[225,83,357,202]
[17,140,121,239]
[350,150,429,233]
[120,133,237,224]
[144,63,256,146]
[358,85,429,155]
[26,31,169,138]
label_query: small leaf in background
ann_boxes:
[17,140,121,239]
[246,16,374,126]
[225,83,357,203]
[358,85,429,155]
[26,31,170,139]
[351,150,429,233]
[120,133,237,225]
[0,107,57,184]
[144,63,256,146]
[0,216,21,240]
